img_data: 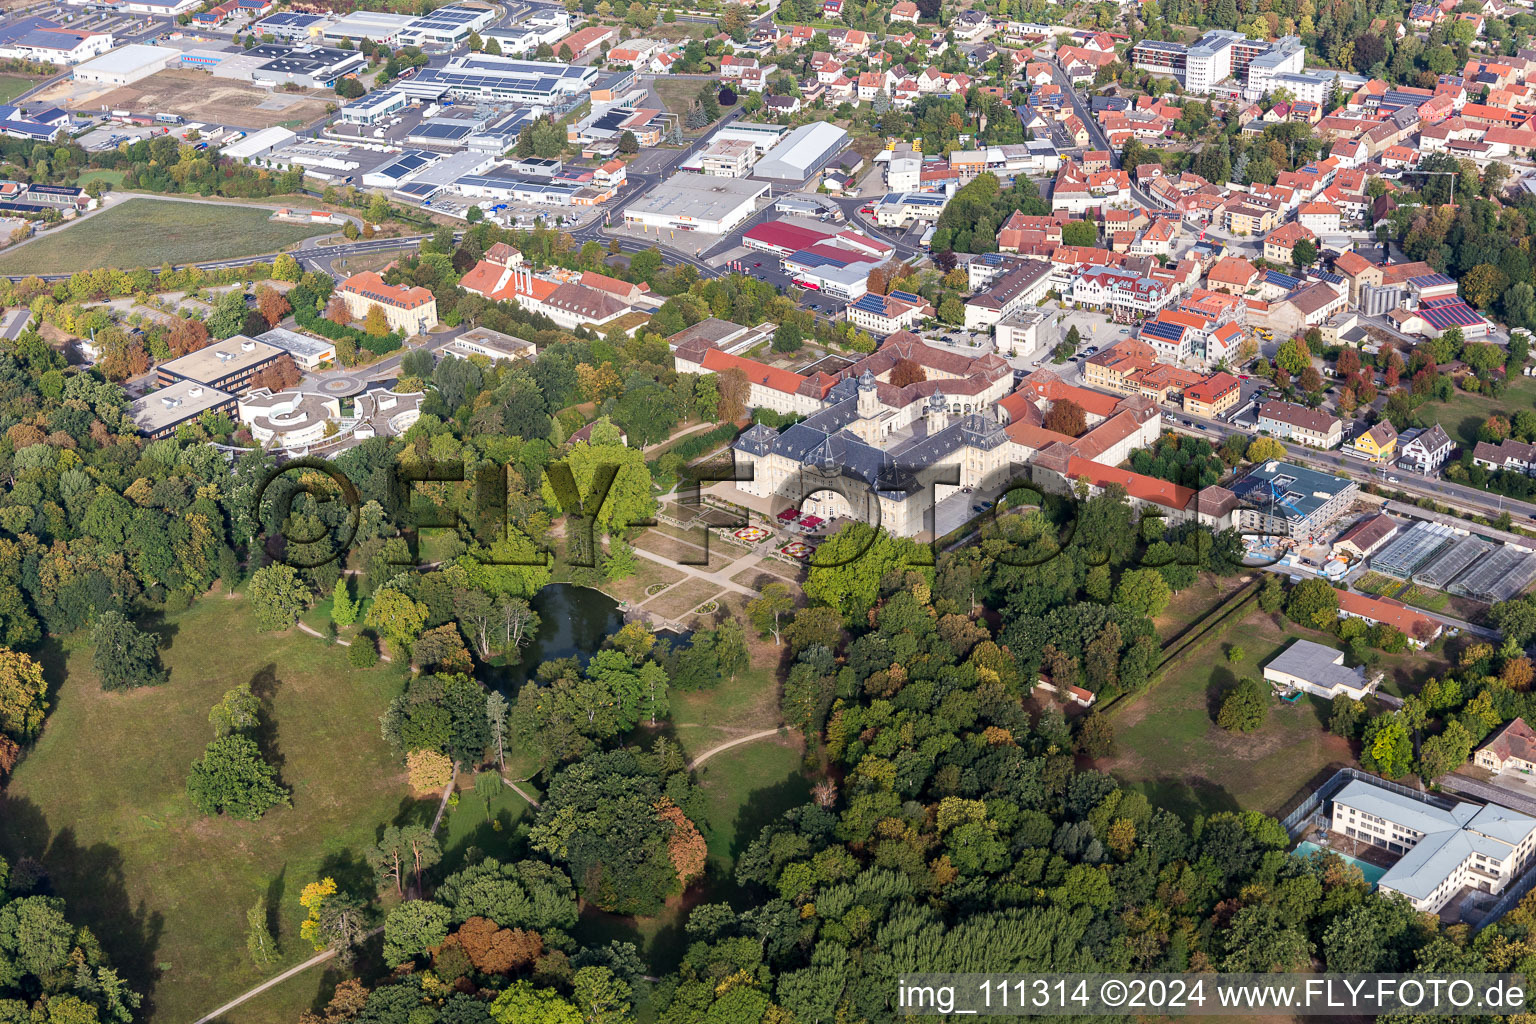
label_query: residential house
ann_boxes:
[1258,399,1343,448]
[1399,424,1455,474]
[1476,719,1536,775]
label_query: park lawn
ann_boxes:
[0,198,332,274]
[693,735,807,876]
[1103,611,1351,819]
[671,659,783,762]
[0,595,419,1024]
[1150,571,1252,644]
[1418,375,1536,448]
[438,774,533,874]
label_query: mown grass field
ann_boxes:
[0,594,418,1024]
[0,198,332,274]
[0,74,42,105]
[1420,375,1536,447]
[1103,596,1450,818]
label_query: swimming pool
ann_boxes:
[1293,840,1387,886]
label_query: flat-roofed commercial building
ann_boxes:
[399,4,497,47]
[249,44,367,89]
[130,380,236,439]
[323,10,416,43]
[445,326,536,363]
[254,327,335,371]
[393,53,599,106]
[339,89,409,125]
[255,12,332,41]
[157,335,285,394]
[72,43,176,85]
[622,174,768,234]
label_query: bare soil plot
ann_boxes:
[633,529,739,572]
[57,69,333,129]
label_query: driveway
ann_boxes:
[1440,770,1536,816]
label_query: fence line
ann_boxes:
[1281,766,1458,838]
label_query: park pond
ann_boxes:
[482,583,691,689]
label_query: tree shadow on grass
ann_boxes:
[247,662,285,774]
[389,794,436,829]
[135,607,181,666]
[1127,776,1240,820]
[266,863,286,948]
[1205,665,1238,722]
[0,794,164,1016]
[439,805,525,876]
[317,847,374,903]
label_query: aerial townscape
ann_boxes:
[17,0,1536,1016]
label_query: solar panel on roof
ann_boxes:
[1140,320,1185,342]
[889,290,921,302]
[1420,301,1485,329]
[411,123,474,141]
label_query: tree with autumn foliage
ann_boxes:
[325,295,352,325]
[1043,399,1087,437]
[406,748,454,794]
[0,646,47,742]
[889,357,927,388]
[364,303,390,337]
[254,285,291,328]
[717,366,750,423]
[167,316,210,357]
[657,797,707,886]
[250,354,302,393]
[448,917,544,974]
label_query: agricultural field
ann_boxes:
[0,595,417,1024]
[0,198,331,274]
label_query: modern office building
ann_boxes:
[398,4,498,47]
[255,12,332,41]
[156,336,285,394]
[393,53,599,106]
[1230,459,1357,540]
[129,380,237,439]
[323,10,416,43]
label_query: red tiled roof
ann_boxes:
[701,347,814,396]
[1064,455,1196,511]
[1336,590,1441,639]
[339,271,434,310]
